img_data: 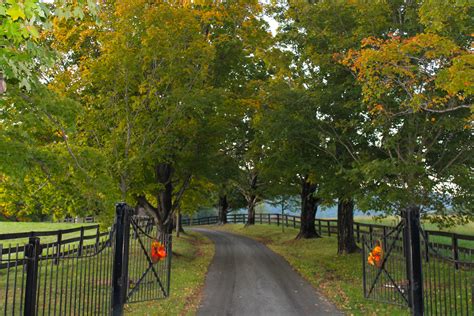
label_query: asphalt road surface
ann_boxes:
[193,228,341,316]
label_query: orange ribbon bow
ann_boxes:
[368,241,383,268]
[151,240,167,263]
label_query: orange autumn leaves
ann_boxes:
[151,240,167,263]
[340,33,472,115]
[368,241,383,268]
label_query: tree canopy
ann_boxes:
[1,0,472,236]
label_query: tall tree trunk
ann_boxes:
[156,163,173,234]
[176,210,180,237]
[245,173,258,227]
[337,198,359,254]
[218,194,228,225]
[246,195,256,226]
[296,177,320,239]
[175,210,184,237]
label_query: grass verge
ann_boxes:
[125,231,214,316]
[212,224,409,316]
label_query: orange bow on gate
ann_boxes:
[151,240,167,263]
[368,240,383,268]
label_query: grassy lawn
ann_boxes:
[210,224,410,316]
[125,231,214,316]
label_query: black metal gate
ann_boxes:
[0,203,172,315]
[111,203,172,315]
[362,209,473,315]
[126,215,171,303]
[362,221,410,307]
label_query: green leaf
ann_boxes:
[73,7,84,20]
[6,5,26,21]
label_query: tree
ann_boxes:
[343,33,473,222]
[65,0,271,233]
[0,1,112,221]
[258,81,327,238]
[0,0,98,91]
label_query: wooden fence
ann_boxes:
[181,213,474,257]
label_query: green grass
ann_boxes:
[211,224,410,316]
[125,231,214,316]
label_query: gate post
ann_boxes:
[112,203,132,316]
[403,206,424,316]
[24,237,41,316]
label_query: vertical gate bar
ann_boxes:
[12,245,19,314]
[49,243,56,315]
[24,237,41,316]
[404,207,424,316]
[70,244,76,316]
[167,235,172,297]
[5,245,11,315]
[327,221,331,237]
[63,245,70,315]
[58,243,65,316]
[78,243,85,316]
[19,247,26,316]
[122,208,131,304]
[112,203,127,316]
[362,235,367,298]
[87,242,94,315]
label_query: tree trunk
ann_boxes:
[245,173,258,227]
[218,194,228,225]
[176,210,184,237]
[337,198,359,254]
[246,196,256,226]
[156,163,173,234]
[296,177,320,239]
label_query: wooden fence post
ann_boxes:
[452,234,459,270]
[356,224,360,243]
[78,227,84,256]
